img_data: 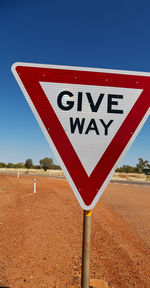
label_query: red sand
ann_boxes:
[0,174,150,287]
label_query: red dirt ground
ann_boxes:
[0,174,150,288]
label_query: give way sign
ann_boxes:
[11,63,150,210]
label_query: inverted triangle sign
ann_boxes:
[11,63,150,210]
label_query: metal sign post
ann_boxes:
[81,210,91,288]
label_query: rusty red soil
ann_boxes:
[0,174,150,287]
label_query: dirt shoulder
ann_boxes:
[0,174,150,287]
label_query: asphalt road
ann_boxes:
[0,170,150,186]
[111,179,150,186]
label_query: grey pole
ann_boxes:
[81,210,91,288]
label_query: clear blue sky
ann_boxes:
[0,0,150,167]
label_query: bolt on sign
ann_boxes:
[12,63,150,210]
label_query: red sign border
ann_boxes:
[12,63,150,209]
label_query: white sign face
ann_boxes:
[11,63,150,210]
[40,82,142,176]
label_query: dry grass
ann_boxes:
[112,172,148,181]
[0,169,149,181]
[0,168,64,177]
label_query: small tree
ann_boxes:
[7,163,14,168]
[39,157,53,171]
[25,159,33,169]
[136,157,149,173]
[0,162,7,168]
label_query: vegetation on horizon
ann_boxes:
[0,157,61,171]
[116,157,150,173]
[0,157,150,173]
